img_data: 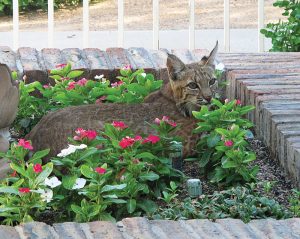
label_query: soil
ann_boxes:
[0,0,285,31]
[182,137,295,208]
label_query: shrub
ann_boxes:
[0,0,82,15]
[15,63,162,136]
[0,118,183,225]
[189,98,257,185]
[260,0,300,52]
[152,185,292,223]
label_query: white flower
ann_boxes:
[94,74,104,80]
[45,176,62,188]
[41,189,53,203]
[72,178,87,190]
[215,63,225,71]
[57,144,87,157]
[141,73,147,78]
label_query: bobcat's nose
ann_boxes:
[204,96,212,102]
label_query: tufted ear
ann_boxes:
[166,53,187,81]
[200,41,218,67]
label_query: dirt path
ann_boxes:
[0,0,284,31]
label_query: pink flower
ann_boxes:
[96,96,107,104]
[33,164,43,173]
[224,140,234,147]
[19,188,30,193]
[77,78,88,86]
[74,128,97,141]
[134,135,142,141]
[111,81,124,88]
[154,116,177,127]
[112,121,128,130]
[56,63,67,68]
[224,99,229,104]
[123,65,131,70]
[61,77,70,81]
[119,137,135,149]
[143,135,160,144]
[236,99,242,105]
[85,130,97,140]
[95,167,106,174]
[18,139,33,150]
[43,84,50,89]
[154,118,161,125]
[67,81,76,90]
[11,170,17,177]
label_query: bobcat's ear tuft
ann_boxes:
[200,41,218,66]
[166,53,186,81]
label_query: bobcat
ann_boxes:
[26,42,220,158]
[145,41,218,117]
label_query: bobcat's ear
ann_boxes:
[166,53,187,81]
[200,41,218,67]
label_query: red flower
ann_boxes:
[74,128,97,141]
[112,121,128,130]
[56,63,67,68]
[142,135,160,144]
[67,81,76,90]
[77,78,88,86]
[224,140,234,147]
[236,99,242,105]
[86,130,97,140]
[119,137,135,149]
[19,188,30,193]
[18,139,33,150]
[33,164,43,173]
[111,81,124,88]
[95,167,106,174]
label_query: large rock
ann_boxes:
[26,101,197,159]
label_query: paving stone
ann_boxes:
[61,48,90,80]
[15,222,59,239]
[128,47,158,77]
[53,222,92,239]
[120,217,157,239]
[148,49,169,84]
[18,47,47,84]
[0,225,20,239]
[171,49,195,64]
[0,46,22,77]
[83,48,114,80]
[88,221,123,239]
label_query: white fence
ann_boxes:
[12,0,265,52]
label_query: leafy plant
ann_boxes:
[0,117,183,225]
[260,0,300,52]
[189,98,257,185]
[289,189,300,216]
[15,63,162,136]
[152,185,292,223]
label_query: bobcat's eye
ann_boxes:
[209,78,216,86]
[187,82,198,89]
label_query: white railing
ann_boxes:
[12,0,265,52]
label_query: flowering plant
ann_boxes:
[189,98,257,185]
[15,63,163,136]
[0,117,182,225]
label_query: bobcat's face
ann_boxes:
[166,42,219,117]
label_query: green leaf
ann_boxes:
[100,184,127,193]
[222,160,238,168]
[139,172,159,181]
[207,134,221,148]
[127,199,136,214]
[79,148,98,161]
[0,187,19,195]
[62,175,78,190]
[135,152,156,160]
[81,165,95,179]
[199,151,212,168]
[35,163,53,185]
[10,163,27,177]
[67,70,83,79]
[71,204,83,215]
[137,199,158,214]
[29,149,50,164]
